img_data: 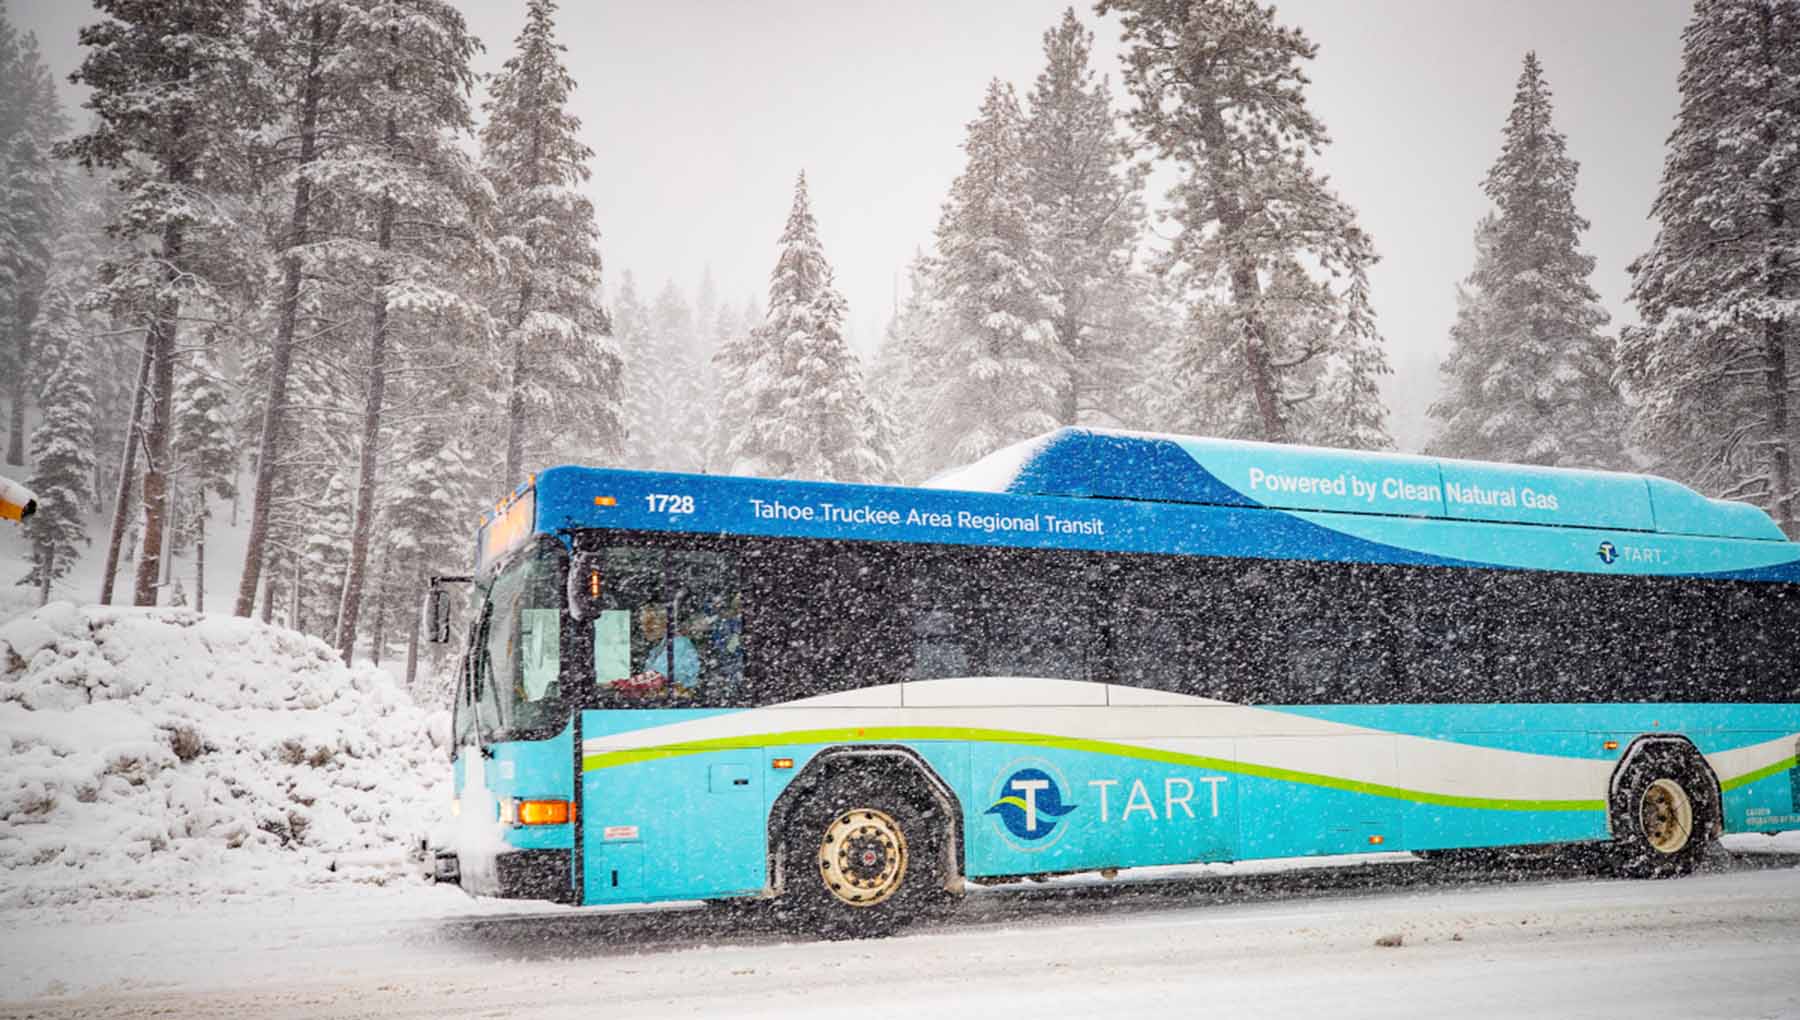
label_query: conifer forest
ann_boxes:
[2,0,1797,668]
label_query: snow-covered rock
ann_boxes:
[0,603,447,908]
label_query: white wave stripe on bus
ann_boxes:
[1705,733,1799,788]
[573,677,1800,804]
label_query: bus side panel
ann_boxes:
[1713,731,1800,836]
[581,735,766,904]
[963,741,1236,877]
[1400,803,1607,850]
[1399,732,1608,851]
[1236,736,1404,858]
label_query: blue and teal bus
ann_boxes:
[431,427,1800,936]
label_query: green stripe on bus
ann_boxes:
[580,726,1611,813]
[1719,755,1798,792]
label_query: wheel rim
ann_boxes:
[817,807,907,908]
[1640,778,1694,854]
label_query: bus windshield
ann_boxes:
[473,540,568,739]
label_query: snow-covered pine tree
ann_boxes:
[610,270,657,467]
[482,0,620,487]
[869,252,944,480]
[299,465,352,638]
[711,173,894,482]
[19,291,96,605]
[329,0,487,664]
[1621,0,1800,535]
[916,81,1065,473]
[368,422,481,681]
[235,0,352,618]
[171,345,236,613]
[1,20,66,467]
[1101,0,1391,447]
[46,170,138,537]
[639,281,711,472]
[1023,8,1147,426]
[59,0,263,607]
[1426,53,1618,468]
[1311,264,1393,450]
[695,265,720,360]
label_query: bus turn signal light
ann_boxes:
[594,496,617,506]
[516,800,573,826]
[772,758,794,770]
[1368,835,1385,845]
[1604,740,1619,751]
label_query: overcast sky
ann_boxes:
[16,0,1691,451]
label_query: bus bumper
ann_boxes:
[447,849,576,904]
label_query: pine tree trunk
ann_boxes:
[195,511,206,613]
[160,481,178,589]
[133,218,185,608]
[503,282,536,489]
[5,317,27,466]
[1754,2,1797,539]
[404,585,422,690]
[368,556,389,667]
[1231,261,1286,442]
[502,114,547,489]
[1767,319,1795,536]
[237,13,325,617]
[1202,96,1286,445]
[289,554,301,628]
[98,336,152,605]
[260,555,277,625]
[1057,307,1080,427]
[334,108,399,665]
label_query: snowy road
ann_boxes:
[3,844,1798,1020]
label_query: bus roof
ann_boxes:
[923,427,1788,543]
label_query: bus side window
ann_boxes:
[668,549,743,694]
[594,609,632,683]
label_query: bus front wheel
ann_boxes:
[781,772,950,939]
[1608,745,1718,879]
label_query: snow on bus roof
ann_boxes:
[924,427,1788,542]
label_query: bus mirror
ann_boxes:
[568,552,604,622]
[426,588,452,644]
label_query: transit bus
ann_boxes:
[429,427,1800,936]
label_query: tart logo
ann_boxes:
[1597,541,1618,565]
[986,763,1078,850]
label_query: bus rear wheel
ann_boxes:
[781,773,949,939]
[1608,745,1717,879]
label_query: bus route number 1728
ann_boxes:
[646,493,695,514]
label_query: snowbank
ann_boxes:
[0,603,450,907]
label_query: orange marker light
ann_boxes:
[1368,835,1385,846]
[593,496,617,506]
[772,758,794,770]
[1603,740,1619,751]
[516,800,573,826]
[587,570,601,598]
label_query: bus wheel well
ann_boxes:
[1606,735,1722,843]
[766,746,964,896]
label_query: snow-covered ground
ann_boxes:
[0,603,448,909]
[0,847,1795,1018]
